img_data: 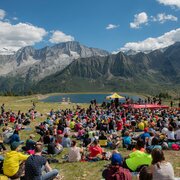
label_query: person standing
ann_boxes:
[1,104,5,115]
[170,101,173,108]
[25,144,59,180]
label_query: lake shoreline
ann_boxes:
[38,92,147,100]
[40,92,144,103]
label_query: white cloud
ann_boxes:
[121,28,180,52]
[157,0,180,8]
[152,13,178,23]
[0,9,6,20]
[49,30,74,43]
[13,17,18,21]
[106,24,119,30]
[0,21,47,52]
[130,12,148,29]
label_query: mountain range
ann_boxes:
[0,41,109,81]
[0,41,179,95]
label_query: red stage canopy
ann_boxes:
[122,104,169,109]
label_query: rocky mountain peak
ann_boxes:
[0,41,109,80]
[15,46,36,65]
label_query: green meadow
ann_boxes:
[0,95,179,180]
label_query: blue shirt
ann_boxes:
[140,132,150,142]
[25,155,46,180]
[123,136,131,145]
[62,137,71,147]
[10,134,20,144]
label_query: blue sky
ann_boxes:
[0,0,179,53]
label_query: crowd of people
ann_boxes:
[0,99,179,180]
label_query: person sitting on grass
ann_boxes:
[0,134,6,152]
[151,148,174,180]
[139,166,152,180]
[77,126,85,140]
[123,147,152,172]
[98,131,108,147]
[139,127,150,143]
[138,120,145,131]
[122,131,132,150]
[87,140,103,161]
[167,126,175,142]
[10,129,24,145]
[43,130,52,145]
[82,133,91,147]
[61,133,71,148]
[102,149,132,180]
[25,143,59,180]
[111,150,123,166]
[3,141,29,179]
[47,139,63,155]
[25,134,36,151]
[2,123,13,144]
[148,132,155,146]
[68,140,83,162]
[146,137,162,153]
[132,138,145,152]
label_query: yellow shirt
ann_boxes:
[138,122,144,131]
[3,151,29,177]
[70,121,75,129]
[55,119,60,125]
[144,120,148,128]
[99,139,107,147]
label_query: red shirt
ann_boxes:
[117,121,123,131]
[89,145,103,157]
[10,116,15,123]
[122,117,126,124]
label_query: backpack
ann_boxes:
[102,165,132,180]
[171,144,179,151]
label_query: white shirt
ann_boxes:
[162,127,168,135]
[63,127,71,135]
[153,162,174,180]
[68,146,81,162]
[167,131,175,140]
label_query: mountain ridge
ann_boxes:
[0,41,109,81]
[0,41,179,95]
[35,42,180,94]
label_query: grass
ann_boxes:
[0,95,180,179]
